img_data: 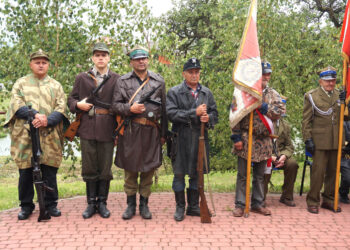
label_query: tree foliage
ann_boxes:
[157,0,343,170]
[298,0,346,28]
[0,0,345,171]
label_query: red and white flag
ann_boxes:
[341,0,350,60]
[229,0,263,128]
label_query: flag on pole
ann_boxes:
[229,0,262,129]
[340,0,350,105]
[340,0,350,61]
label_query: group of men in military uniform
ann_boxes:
[5,41,347,221]
[5,43,219,222]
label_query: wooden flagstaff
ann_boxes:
[244,111,254,217]
[334,58,348,212]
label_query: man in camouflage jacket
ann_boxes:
[231,61,285,217]
[4,50,68,220]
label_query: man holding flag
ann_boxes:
[231,61,285,217]
[302,67,347,214]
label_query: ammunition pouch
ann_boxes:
[166,130,178,162]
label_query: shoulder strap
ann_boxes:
[128,77,150,104]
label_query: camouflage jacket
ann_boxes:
[232,86,285,162]
[4,74,68,169]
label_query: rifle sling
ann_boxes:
[129,77,150,104]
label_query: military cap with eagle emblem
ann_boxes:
[183,58,201,72]
[30,49,50,61]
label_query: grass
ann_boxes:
[0,156,310,211]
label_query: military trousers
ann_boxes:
[172,174,198,192]
[306,149,337,206]
[264,157,299,200]
[124,169,155,197]
[80,138,114,182]
[18,165,58,209]
[235,157,266,209]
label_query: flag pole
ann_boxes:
[244,111,254,217]
[334,58,348,212]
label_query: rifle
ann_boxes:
[64,75,111,141]
[114,84,161,137]
[197,122,211,223]
[28,105,54,222]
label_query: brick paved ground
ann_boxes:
[0,192,350,249]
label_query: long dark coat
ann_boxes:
[166,81,218,177]
[111,71,167,172]
[67,69,120,142]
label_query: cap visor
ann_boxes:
[321,76,336,80]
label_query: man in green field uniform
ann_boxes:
[302,66,346,214]
[263,98,299,207]
[111,46,167,220]
[68,42,120,219]
[4,49,68,220]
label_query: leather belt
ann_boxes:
[133,117,158,128]
[95,108,110,115]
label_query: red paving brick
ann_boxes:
[0,193,350,249]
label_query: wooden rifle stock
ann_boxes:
[64,113,82,141]
[115,115,125,136]
[197,122,211,223]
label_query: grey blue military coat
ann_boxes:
[166,81,218,177]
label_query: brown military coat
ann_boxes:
[302,87,343,150]
[111,71,167,172]
[67,69,120,142]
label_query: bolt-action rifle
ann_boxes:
[64,75,111,141]
[197,122,211,223]
[28,105,54,222]
[114,84,161,137]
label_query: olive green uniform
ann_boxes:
[264,119,298,201]
[302,86,342,206]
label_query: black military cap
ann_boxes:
[30,49,50,61]
[183,58,201,72]
[92,42,110,54]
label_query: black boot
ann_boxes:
[18,206,34,220]
[97,180,111,218]
[186,188,200,216]
[174,191,185,221]
[122,195,136,220]
[82,181,97,219]
[139,195,152,219]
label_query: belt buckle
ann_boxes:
[140,118,147,125]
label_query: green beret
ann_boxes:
[30,49,50,61]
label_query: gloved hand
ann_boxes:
[259,102,268,115]
[305,138,315,156]
[230,134,242,143]
[339,90,347,103]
